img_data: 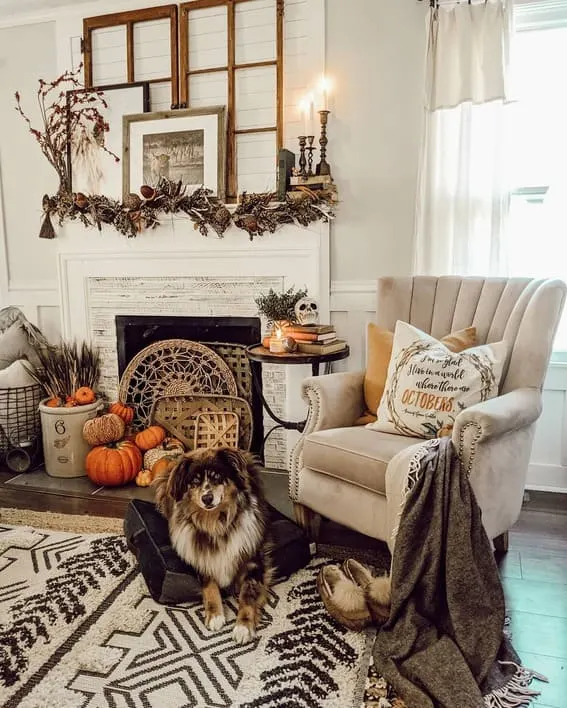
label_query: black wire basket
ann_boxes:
[0,384,43,472]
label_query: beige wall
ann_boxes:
[0,21,58,286]
[326,0,427,280]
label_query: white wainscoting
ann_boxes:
[4,277,567,492]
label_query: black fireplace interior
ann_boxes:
[115,315,263,453]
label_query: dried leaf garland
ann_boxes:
[38,177,335,240]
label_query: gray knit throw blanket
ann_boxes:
[373,437,546,708]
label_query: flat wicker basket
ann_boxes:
[151,393,253,451]
[194,411,239,450]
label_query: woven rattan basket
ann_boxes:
[118,339,238,429]
[151,393,253,451]
[194,411,239,450]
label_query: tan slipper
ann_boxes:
[316,564,372,631]
[342,558,391,626]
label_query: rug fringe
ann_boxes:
[483,661,549,707]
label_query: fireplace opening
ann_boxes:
[115,315,263,454]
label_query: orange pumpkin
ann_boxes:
[83,413,125,446]
[151,455,179,479]
[109,401,135,425]
[135,425,166,451]
[135,469,154,487]
[85,440,142,486]
[75,386,96,405]
[46,397,62,408]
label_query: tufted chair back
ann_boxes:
[375,276,567,394]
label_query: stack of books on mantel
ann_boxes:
[285,324,347,355]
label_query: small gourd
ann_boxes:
[75,386,96,405]
[109,401,135,426]
[151,455,179,480]
[143,437,185,470]
[135,469,154,487]
[135,425,166,451]
[83,413,126,447]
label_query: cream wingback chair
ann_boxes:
[290,276,566,552]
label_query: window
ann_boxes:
[510,3,567,350]
[180,0,284,199]
[83,6,179,110]
[82,0,285,199]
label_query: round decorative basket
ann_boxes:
[118,339,238,429]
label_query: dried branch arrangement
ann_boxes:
[15,66,118,196]
[25,341,101,403]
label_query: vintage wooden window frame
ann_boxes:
[179,0,284,199]
[83,5,180,108]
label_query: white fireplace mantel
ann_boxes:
[57,219,330,340]
[56,218,330,469]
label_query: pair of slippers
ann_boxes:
[317,558,391,631]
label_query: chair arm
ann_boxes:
[300,370,366,436]
[452,387,542,449]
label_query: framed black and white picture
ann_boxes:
[67,82,150,200]
[122,106,226,200]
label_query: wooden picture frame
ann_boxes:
[122,106,226,201]
[67,82,150,199]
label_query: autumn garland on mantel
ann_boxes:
[41,178,335,240]
[16,69,335,241]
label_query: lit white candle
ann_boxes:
[306,94,315,136]
[269,327,285,353]
[319,76,331,111]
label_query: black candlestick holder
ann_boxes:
[306,135,315,177]
[315,110,331,177]
[298,135,308,179]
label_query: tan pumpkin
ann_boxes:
[143,437,185,470]
[83,413,125,447]
[135,425,166,451]
[135,469,154,487]
[109,401,135,426]
[85,440,142,487]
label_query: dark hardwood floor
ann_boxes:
[1,467,566,706]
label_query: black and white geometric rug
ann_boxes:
[0,525,374,708]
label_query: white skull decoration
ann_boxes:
[294,297,319,325]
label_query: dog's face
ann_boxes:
[166,447,250,513]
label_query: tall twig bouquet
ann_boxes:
[24,340,101,405]
[15,66,119,238]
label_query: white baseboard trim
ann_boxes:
[526,463,567,494]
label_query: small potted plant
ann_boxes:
[255,286,308,332]
[25,341,103,478]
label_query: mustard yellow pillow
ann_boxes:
[356,322,477,425]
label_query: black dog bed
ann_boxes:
[124,499,313,605]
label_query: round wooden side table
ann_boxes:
[245,344,350,455]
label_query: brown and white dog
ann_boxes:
[153,447,273,644]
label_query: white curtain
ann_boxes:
[414,0,514,276]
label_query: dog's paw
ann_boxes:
[206,612,226,632]
[232,622,256,645]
